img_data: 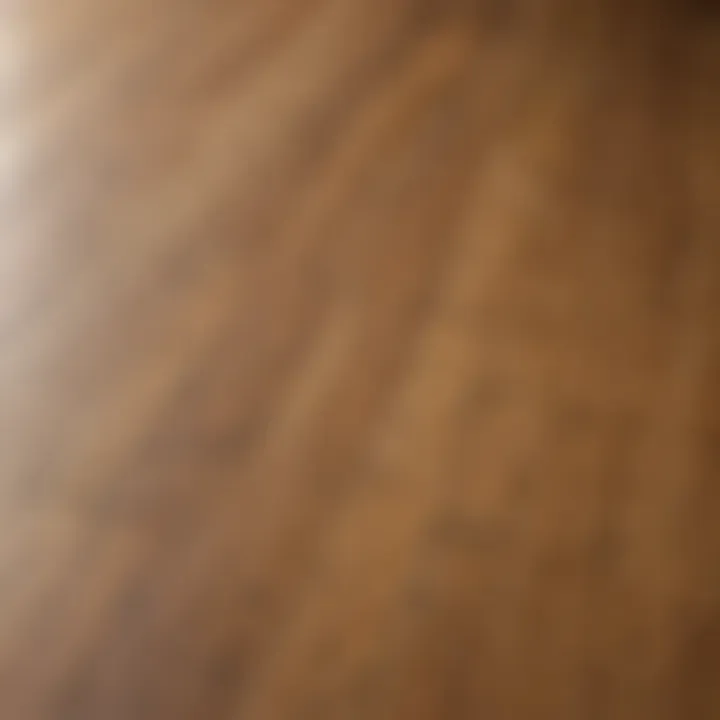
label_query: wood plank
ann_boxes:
[0,1,718,718]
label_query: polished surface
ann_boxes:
[0,1,719,718]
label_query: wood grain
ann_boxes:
[0,1,718,718]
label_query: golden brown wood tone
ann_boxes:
[0,0,718,717]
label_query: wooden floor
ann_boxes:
[0,0,719,717]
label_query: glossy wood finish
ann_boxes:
[0,1,718,718]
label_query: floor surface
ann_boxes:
[0,0,719,718]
